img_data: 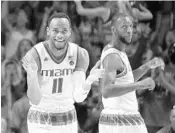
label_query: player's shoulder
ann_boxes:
[68,42,78,46]
[102,47,123,69]
[102,46,121,62]
[23,42,42,69]
[68,42,89,62]
[75,44,89,60]
[68,42,89,58]
[103,52,121,64]
[73,44,89,72]
[33,42,44,50]
[26,42,41,53]
[25,48,38,60]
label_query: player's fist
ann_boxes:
[21,53,38,75]
[87,60,105,84]
[146,57,165,70]
[90,60,105,78]
[140,77,155,90]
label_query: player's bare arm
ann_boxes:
[133,57,165,82]
[22,48,42,105]
[73,47,104,103]
[102,53,155,98]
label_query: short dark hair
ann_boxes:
[111,13,132,27]
[47,12,71,27]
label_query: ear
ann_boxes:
[46,27,50,36]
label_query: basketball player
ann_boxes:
[99,13,164,133]
[22,12,104,133]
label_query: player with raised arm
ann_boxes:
[22,12,104,133]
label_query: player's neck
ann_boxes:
[47,41,68,58]
[111,39,125,52]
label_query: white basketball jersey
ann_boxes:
[32,42,78,111]
[101,47,138,112]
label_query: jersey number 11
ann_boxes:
[52,78,63,93]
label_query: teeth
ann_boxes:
[55,40,64,42]
[55,39,64,41]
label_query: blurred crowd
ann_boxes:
[1,1,175,133]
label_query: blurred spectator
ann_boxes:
[138,74,173,133]
[165,29,175,49]
[68,1,81,27]
[141,48,154,65]
[20,2,37,31]
[37,1,53,13]
[75,0,130,44]
[11,95,30,133]
[14,39,33,78]
[1,58,27,133]
[1,30,6,47]
[138,42,175,133]
[60,1,68,14]
[75,0,153,24]
[91,41,104,68]
[70,22,81,44]
[15,39,33,61]
[131,1,153,21]
[157,106,175,133]
[167,42,175,65]
[130,22,151,69]
[1,59,20,123]
[126,22,141,58]
[153,4,173,49]
[158,42,175,98]
[38,6,54,42]
[79,20,93,70]
[1,58,26,104]
[163,28,175,57]
[2,1,36,59]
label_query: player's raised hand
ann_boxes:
[146,57,165,70]
[87,60,105,84]
[21,54,38,75]
[140,77,155,90]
